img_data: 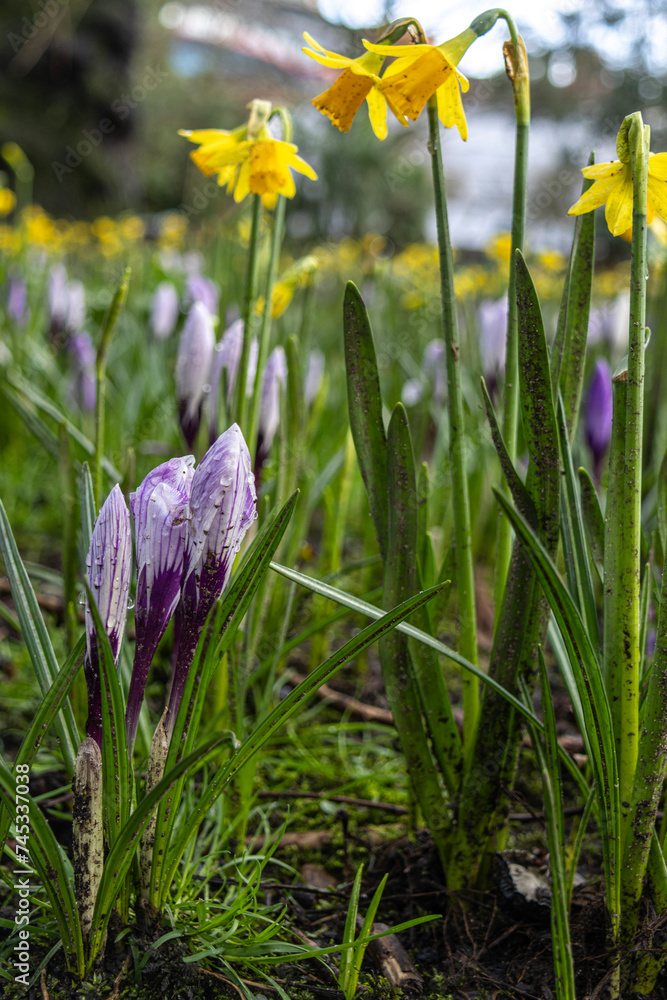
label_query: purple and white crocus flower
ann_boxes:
[166,424,256,735]
[84,485,133,747]
[150,280,180,340]
[126,456,195,747]
[257,346,287,464]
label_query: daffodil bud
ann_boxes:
[126,456,194,748]
[150,280,180,340]
[84,484,133,746]
[176,301,216,448]
[166,424,256,733]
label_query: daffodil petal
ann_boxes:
[382,54,420,78]
[366,86,388,140]
[362,39,435,56]
[454,67,469,93]
[233,160,251,203]
[291,154,318,180]
[302,48,352,69]
[648,175,667,223]
[436,77,467,140]
[180,128,231,144]
[302,32,352,62]
[604,175,633,236]
[568,176,623,216]
[581,161,624,180]
[648,153,667,182]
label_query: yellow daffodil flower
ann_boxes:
[0,188,16,216]
[362,27,477,139]
[568,153,667,237]
[302,32,407,140]
[180,123,317,210]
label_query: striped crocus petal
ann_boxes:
[126,456,194,747]
[166,424,256,733]
[257,346,287,461]
[84,484,133,746]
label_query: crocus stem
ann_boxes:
[493,12,530,619]
[235,193,262,433]
[247,193,286,453]
[93,266,130,506]
[426,98,478,742]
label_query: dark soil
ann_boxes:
[6,825,667,1000]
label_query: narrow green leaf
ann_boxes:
[551,152,595,438]
[578,467,605,574]
[556,394,599,650]
[481,376,535,526]
[79,462,96,557]
[493,488,620,931]
[515,250,560,553]
[343,281,388,560]
[0,500,79,775]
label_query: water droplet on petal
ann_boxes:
[78,591,86,606]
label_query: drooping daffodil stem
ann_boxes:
[235,193,262,433]
[493,10,530,619]
[426,96,479,742]
[94,267,130,506]
[247,106,291,454]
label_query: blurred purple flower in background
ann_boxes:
[6,272,28,326]
[208,320,257,439]
[304,349,325,406]
[584,358,613,480]
[48,263,70,336]
[150,281,180,340]
[166,424,256,734]
[126,455,195,747]
[422,339,446,406]
[84,485,133,746]
[67,280,86,332]
[176,301,216,448]
[257,346,287,463]
[478,298,507,389]
[184,273,219,317]
[67,332,97,413]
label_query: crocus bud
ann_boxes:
[257,346,287,462]
[304,349,325,406]
[67,280,86,332]
[166,424,256,734]
[208,321,257,439]
[584,358,613,479]
[184,273,219,316]
[126,456,194,747]
[67,332,96,413]
[6,272,28,326]
[478,298,507,385]
[48,263,69,337]
[422,339,446,406]
[150,281,180,340]
[176,301,216,448]
[84,485,133,746]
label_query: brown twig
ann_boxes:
[103,956,130,1000]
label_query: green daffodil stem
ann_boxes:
[426,98,478,741]
[236,193,262,433]
[493,12,530,619]
[247,193,286,455]
[611,113,649,840]
[94,266,130,506]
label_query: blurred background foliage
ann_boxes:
[1,0,666,253]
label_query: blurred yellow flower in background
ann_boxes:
[0,188,17,216]
[568,153,667,236]
[302,32,406,139]
[180,122,317,210]
[363,27,476,139]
